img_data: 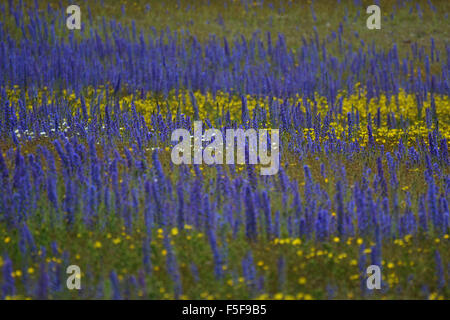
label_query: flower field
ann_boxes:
[0,0,449,300]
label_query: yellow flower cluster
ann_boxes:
[6,87,450,146]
